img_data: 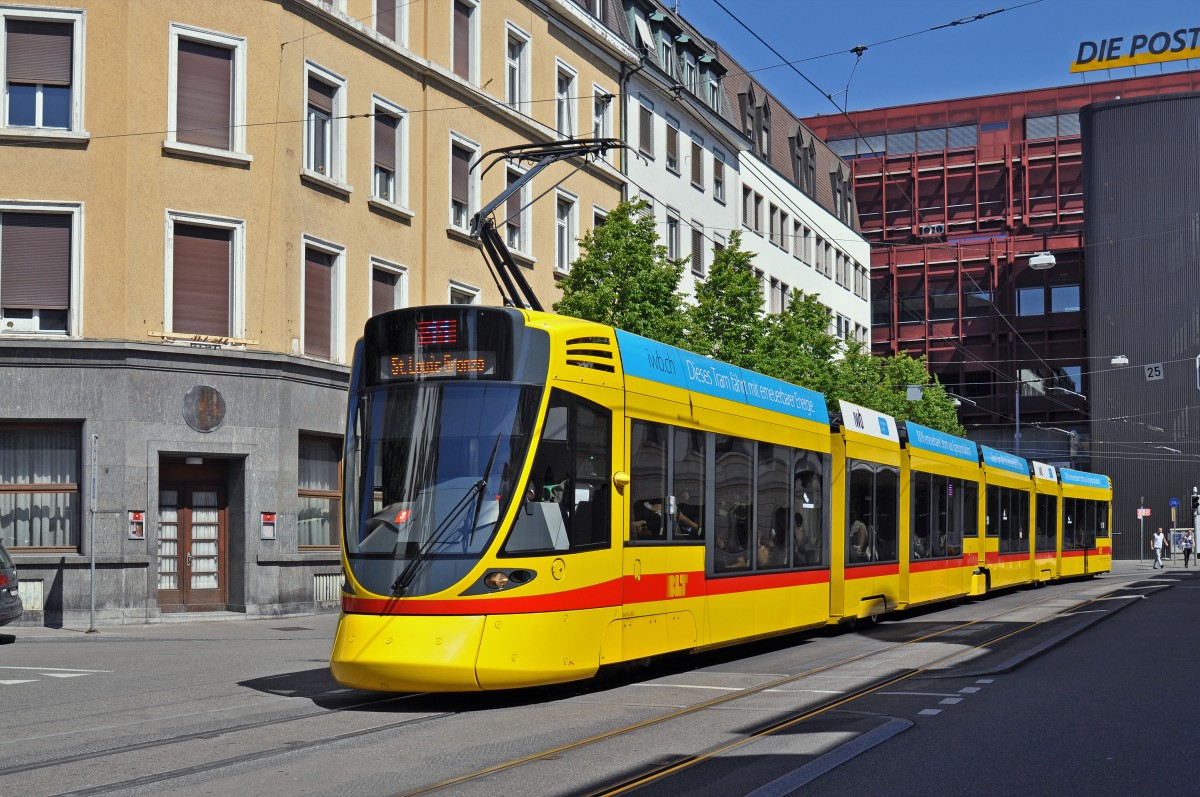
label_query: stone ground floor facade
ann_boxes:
[1,340,349,626]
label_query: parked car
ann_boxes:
[0,540,23,626]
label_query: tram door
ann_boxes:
[157,461,229,612]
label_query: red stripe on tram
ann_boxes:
[844,563,899,580]
[910,557,970,573]
[343,579,622,616]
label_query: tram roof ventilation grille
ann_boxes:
[564,336,616,373]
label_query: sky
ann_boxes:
[675,0,1200,118]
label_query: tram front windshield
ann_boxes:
[345,382,541,597]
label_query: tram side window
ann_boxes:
[847,461,899,565]
[1062,498,1078,550]
[757,443,791,570]
[986,485,1001,538]
[503,389,611,554]
[1097,501,1109,538]
[912,472,960,560]
[630,420,668,541]
[793,452,826,567]
[1081,499,1096,549]
[911,472,931,559]
[1035,493,1057,553]
[714,434,752,572]
[994,487,1029,554]
[672,427,706,541]
[955,481,977,555]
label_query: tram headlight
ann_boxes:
[484,571,510,590]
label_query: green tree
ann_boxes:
[684,231,766,369]
[553,199,687,346]
[754,290,841,392]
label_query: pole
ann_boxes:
[1140,495,1145,563]
[87,433,98,634]
[1014,372,1021,456]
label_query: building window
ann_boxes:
[690,137,704,188]
[1016,285,1044,316]
[803,226,813,263]
[375,0,399,41]
[690,222,704,277]
[928,275,958,320]
[0,423,80,548]
[792,221,803,260]
[769,205,781,248]
[665,116,679,173]
[666,210,680,260]
[372,98,406,205]
[505,167,528,252]
[706,70,720,110]
[2,8,83,132]
[505,25,529,112]
[556,192,577,273]
[657,29,674,77]
[303,238,342,361]
[451,0,477,82]
[298,434,341,547]
[1051,284,1081,313]
[754,193,763,235]
[304,64,345,181]
[681,50,698,93]
[449,280,480,304]
[713,150,725,202]
[167,214,245,339]
[637,102,654,157]
[371,259,406,316]
[592,85,612,142]
[168,25,245,154]
[555,62,577,138]
[449,135,478,230]
[741,186,752,229]
[1,204,79,335]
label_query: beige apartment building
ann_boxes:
[0,0,632,623]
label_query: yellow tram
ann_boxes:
[330,307,1113,692]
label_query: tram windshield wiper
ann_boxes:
[390,435,502,598]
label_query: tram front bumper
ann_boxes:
[330,612,486,692]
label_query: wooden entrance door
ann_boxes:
[158,462,228,611]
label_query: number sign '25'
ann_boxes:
[1145,363,1164,381]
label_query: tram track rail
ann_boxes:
[395,576,1148,797]
[4,573,1151,797]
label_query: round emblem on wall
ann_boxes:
[183,385,226,433]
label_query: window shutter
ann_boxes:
[691,227,704,273]
[691,141,702,185]
[307,76,334,114]
[1,213,70,310]
[452,1,471,79]
[172,224,230,336]
[372,269,396,316]
[6,20,72,85]
[451,145,470,204]
[304,248,333,359]
[374,113,397,170]
[176,39,232,150]
[666,125,677,164]
[639,105,653,154]
[376,0,396,40]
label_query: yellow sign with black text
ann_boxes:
[1072,27,1200,73]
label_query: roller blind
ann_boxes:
[374,113,397,170]
[451,145,470,204]
[1,213,70,310]
[304,248,333,359]
[172,224,231,336]
[376,0,396,40]
[452,1,471,78]
[372,269,397,317]
[176,39,232,150]
[6,20,72,86]
[307,76,335,114]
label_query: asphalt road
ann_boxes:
[0,563,1186,796]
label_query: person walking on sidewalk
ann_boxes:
[1152,527,1165,569]
[1183,529,1195,568]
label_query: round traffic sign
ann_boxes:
[1171,497,1180,508]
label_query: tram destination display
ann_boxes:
[366,308,514,384]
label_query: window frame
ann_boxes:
[504,164,530,255]
[448,132,480,231]
[302,61,347,185]
[1,5,86,136]
[555,189,578,274]
[637,99,654,158]
[451,0,479,84]
[0,200,83,336]
[504,22,530,114]
[448,279,480,305]
[300,234,345,362]
[712,149,725,203]
[665,208,681,261]
[0,421,82,550]
[369,256,407,316]
[370,94,408,209]
[554,59,577,139]
[163,210,245,341]
[166,23,247,159]
[297,432,342,549]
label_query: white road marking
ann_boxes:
[976,678,994,683]
[939,697,963,705]
[958,686,981,693]
[0,680,37,685]
[43,673,88,678]
[877,691,960,698]
[0,665,110,673]
[918,708,942,716]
